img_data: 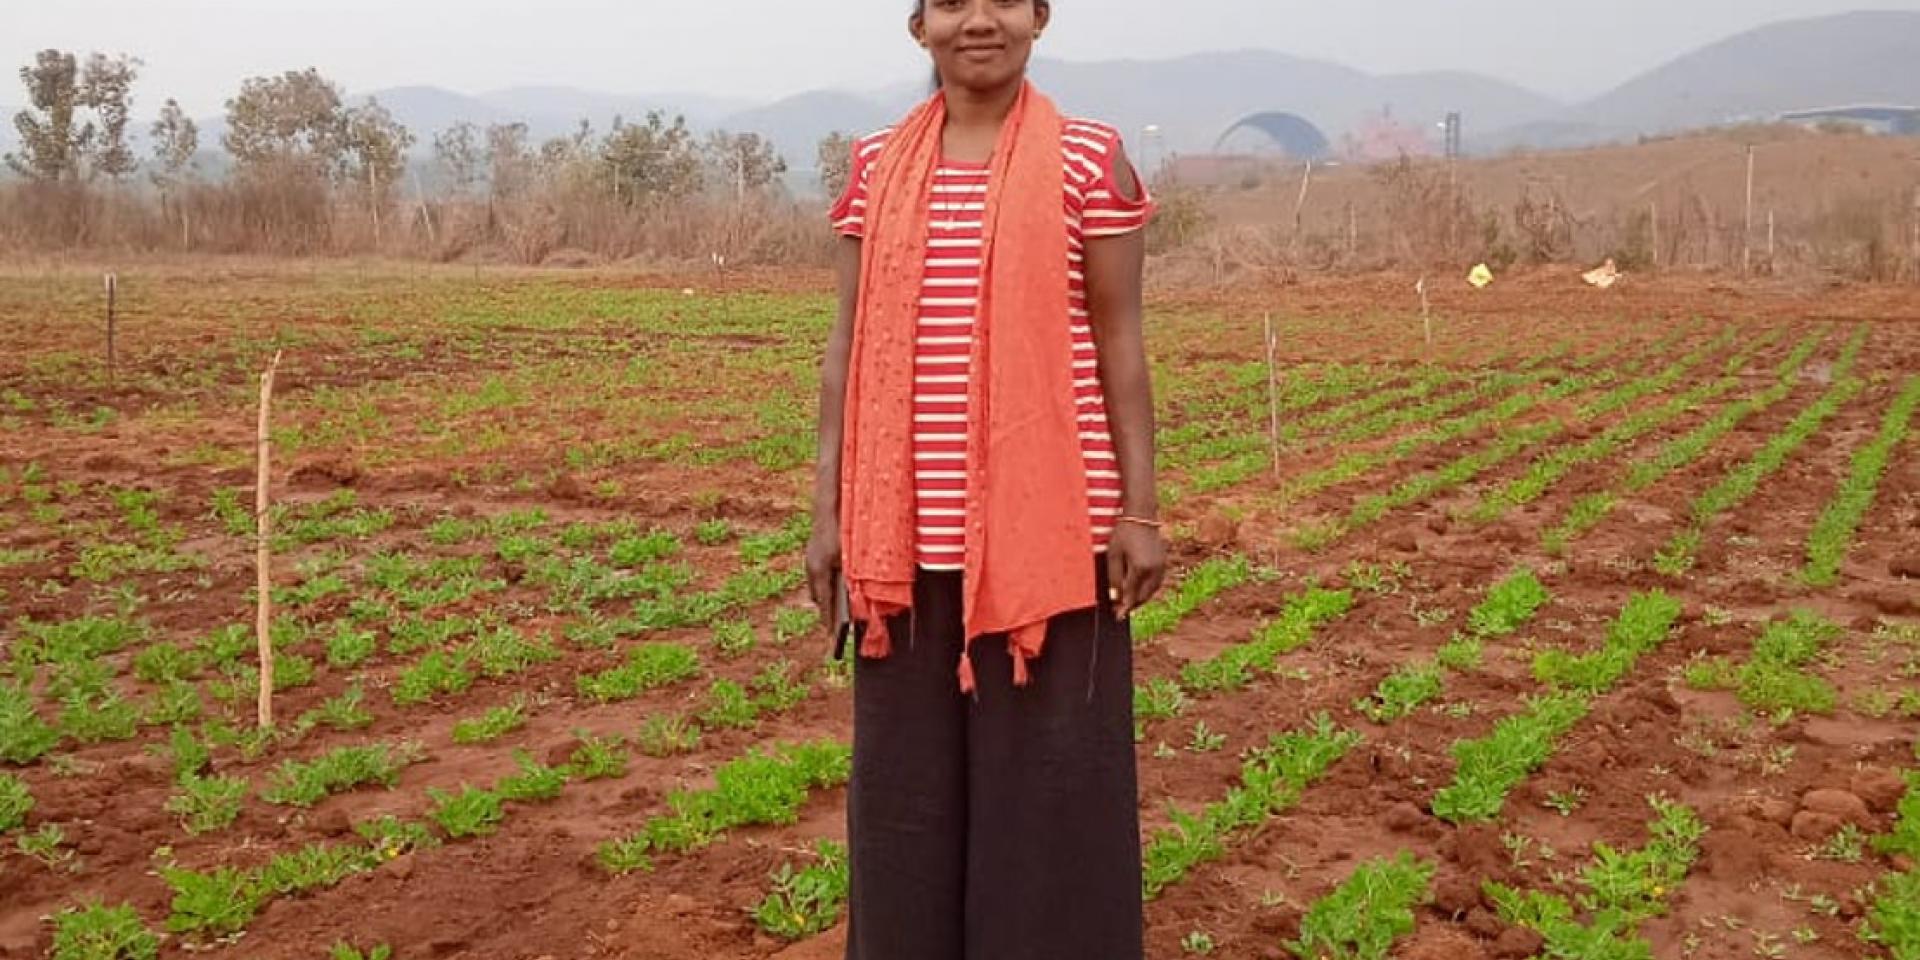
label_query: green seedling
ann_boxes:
[1131,555,1254,641]
[300,685,375,732]
[18,822,75,869]
[452,699,529,744]
[496,750,567,803]
[51,901,160,960]
[597,740,851,875]
[1287,853,1434,960]
[166,774,247,834]
[261,742,421,807]
[0,771,31,832]
[1356,661,1444,723]
[428,785,505,838]
[577,642,702,702]
[637,714,702,757]
[753,839,850,940]
[701,679,761,731]
[1186,721,1227,753]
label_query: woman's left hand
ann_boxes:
[1105,522,1167,621]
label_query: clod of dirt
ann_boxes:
[1447,823,1510,879]
[1801,788,1872,826]
[1756,799,1797,827]
[1384,801,1428,834]
[115,752,171,783]
[1860,587,1919,616]
[1851,768,1909,813]
[1195,510,1240,549]
[1840,893,1868,921]
[544,736,589,769]
[548,473,590,503]
[1386,529,1420,553]
[289,457,362,489]
[390,852,416,881]
[313,807,353,838]
[1700,817,1770,877]
[1890,551,1920,579]
[1249,908,1295,939]
[81,452,134,473]
[1791,811,1845,843]
[1492,926,1547,960]
[429,935,471,956]
[1403,927,1490,960]
[1465,908,1505,940]
[1432,873,1481,918]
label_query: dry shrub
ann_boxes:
[1144,184,1212,256]
[1369,156,1474,268]
[1807,191,1900,282]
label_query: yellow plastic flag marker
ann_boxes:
[1467,263,1494,289]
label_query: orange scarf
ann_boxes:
[839,82,1095,693]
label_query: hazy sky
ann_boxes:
[3,0,1915,116]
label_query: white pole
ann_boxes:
[255,350,283,730]
[1417,277,1433,348]
[1263,313,1281,480]
[1742,145,1755,275]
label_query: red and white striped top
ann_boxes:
[830,119,1154,570]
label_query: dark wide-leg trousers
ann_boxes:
[844,563,1143,960]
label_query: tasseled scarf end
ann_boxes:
[858,614,893,659]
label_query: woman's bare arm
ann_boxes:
[807,235,862,625]
[1084,145,1166,617]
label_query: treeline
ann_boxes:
[1,50,860,264]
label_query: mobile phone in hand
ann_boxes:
[832,572,852,661]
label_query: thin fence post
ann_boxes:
[1290,160,1314,260]
[1649,201,1660,271]
[1417,277,1434,349]
[103,273,117,385]
[255,350,283,730]
[1742,145,1755,275]
[1263,313,1281,480]
[1910,186,1920,285]
[1767,209,1776,270]
[1345,201,1357,263]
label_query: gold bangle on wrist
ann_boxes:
[1116,515,1164,530]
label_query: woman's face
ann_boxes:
[912,0,1049,93]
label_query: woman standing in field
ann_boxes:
[806,0,1164,956]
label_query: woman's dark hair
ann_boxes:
[913,0,1051,89]
[913,0,1050,12]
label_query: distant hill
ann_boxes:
[718,90,901,164]
[724,51,1563,166]
[1029,52,1559,157]
[6,10,1918,171]
[473,86,752,131]
[1488,10,1920,149]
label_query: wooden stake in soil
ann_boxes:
[1767,209,1776,270]
[1416,276,1434,348]
[1263,312,1281,480]
[1345,201,1357,262]
[1649,201,1660,271]
[412,170,438,248]
[1904,186,1920,282]
[255,350,283,730]
[103,273,117,384]
[1290,160,1315,260]
[1742,145,1755,275]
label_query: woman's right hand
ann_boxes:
[806,515,843,633]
